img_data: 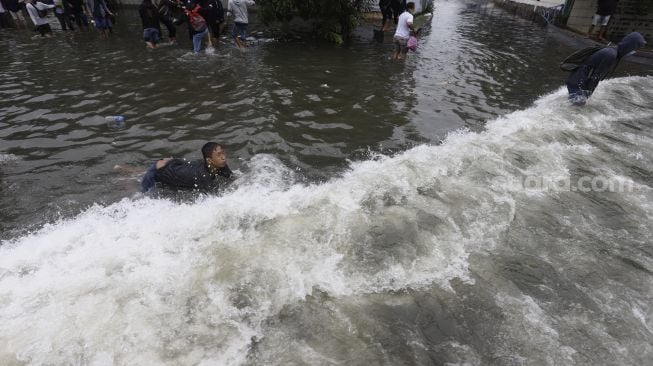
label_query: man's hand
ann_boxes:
[155,158,173,169]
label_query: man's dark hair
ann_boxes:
[407,2,415,10]
[202,142,223,160]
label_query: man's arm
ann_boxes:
[155,158,173,169]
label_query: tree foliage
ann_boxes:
[257,0,375,44]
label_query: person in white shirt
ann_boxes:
[392,1,415,61]
[227,0,254,48]
[25,0,55,37]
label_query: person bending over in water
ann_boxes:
[566,32,646,106]
[25,0,56,37]
[140,0,161,48]
[392,2,415,61]
[141,142,233,193]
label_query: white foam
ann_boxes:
[0,154,19,163]
[1,76,652,364]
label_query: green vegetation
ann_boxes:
[257,0,375,44]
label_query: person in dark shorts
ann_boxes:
[154,0,178,43]
[139,0,161,48]
[5,0,28,28]
[141,142,233,193]
[391,0,406,26]
[201,0,224,46]
[25,0,55,37]
[380,0,393,31]
[67,0,89,28]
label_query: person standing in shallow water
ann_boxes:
[25,0,55,37]
[53,0,75,31]
[586,0,619,42]
[201,0,225,47]
[68,0,89,28]
[139,0,161,48]
[380,0,392,32]
[141,142,233,193]
[85,0,113,39]
[566,32,646,106]
[154,0,177,43]
[392,1,415,61]
[227,0,254,49]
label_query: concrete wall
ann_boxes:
[493,0,566,25]
[499,0,564,8]
[566,0,597,32]
[567,0,652,41]
[610,1,653,40]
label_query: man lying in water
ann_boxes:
[140,142,233,193]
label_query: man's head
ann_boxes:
[202,142,227,170]
[407,2,415,12]
[618,32,646,59]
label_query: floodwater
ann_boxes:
[1,1,652,365]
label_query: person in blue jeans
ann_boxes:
[185,1,208,53]
[85,0,113,39]
[227,0,254,48]
[139,0,160,48]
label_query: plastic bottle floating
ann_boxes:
[105,116,125,128]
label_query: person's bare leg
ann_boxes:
[207,32,213,48]
[217,22,226,47]
[234,36,244,48]
[598,26,607,41]
[585,24,594,38]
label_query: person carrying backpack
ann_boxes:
[566,31,646,106]
[184,0,208,53]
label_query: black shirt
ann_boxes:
[140,2,161,29]
[154,159,232,190]
[597,0,618,16]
